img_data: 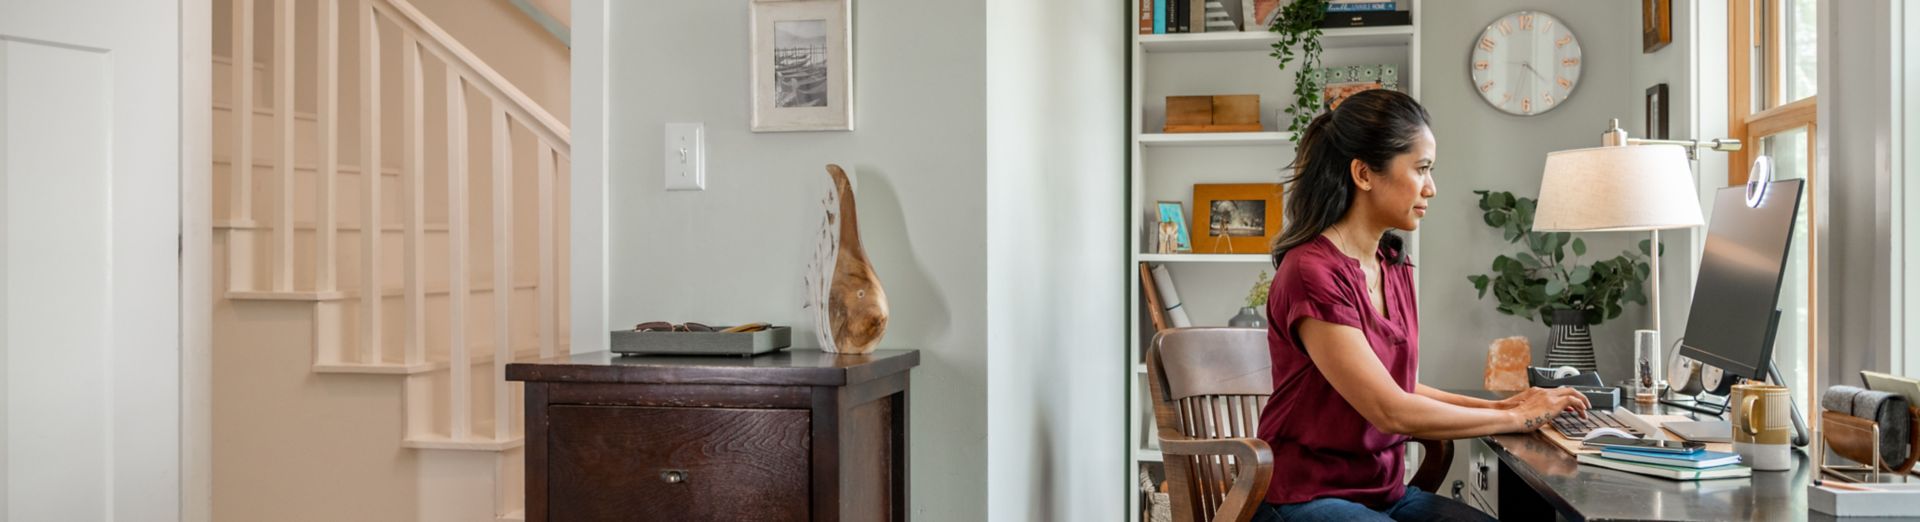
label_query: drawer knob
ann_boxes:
[661,470,688,484]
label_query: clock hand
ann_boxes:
[1521,62,1549,84]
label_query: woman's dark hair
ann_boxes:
[1270,89,1431,268]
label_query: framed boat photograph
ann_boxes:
[750,0,854,132]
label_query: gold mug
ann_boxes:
[1729,383,1792,471]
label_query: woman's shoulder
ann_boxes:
[1276,237,1353,289]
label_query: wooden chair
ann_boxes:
[1146,328,1456,522]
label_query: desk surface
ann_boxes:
[1470,392,1917,522]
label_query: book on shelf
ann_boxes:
[1154,0,1167,34]
[1574,453,1752,481]
[1326,1,1396,12]
[1319,9,1412,28]
[1140,0,1154,34]
[1204,1,1238,32]
[1600,447,1742,469]
[1149,264,1193,328]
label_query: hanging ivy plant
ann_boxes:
[1269,0,1330,137]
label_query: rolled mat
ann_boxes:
[1821,385,1912,468]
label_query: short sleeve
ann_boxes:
[1276,258,1363,340]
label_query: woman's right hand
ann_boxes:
[1508,387,1591,432]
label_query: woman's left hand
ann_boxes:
[1494,387,1548,409]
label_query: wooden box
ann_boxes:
[1164,94,1262,133]
[509,349,920,521]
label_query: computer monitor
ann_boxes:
[1678,179,1804,382]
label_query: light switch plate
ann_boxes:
[664,123,705,191]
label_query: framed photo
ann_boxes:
[1191,184,1284,254]
[750,0,853,132]
[1646,83,1669,140]
[1155,201,1192,253]
[1643,0,1671,53]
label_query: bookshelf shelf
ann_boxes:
[1140,131,1293,147]
[1137,253,1270,264]
[1139,25,1414,53]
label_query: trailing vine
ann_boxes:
[1269,0,1329,137]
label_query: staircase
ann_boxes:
[212,0,567,519]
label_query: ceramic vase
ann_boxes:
[1544,309,1597,373]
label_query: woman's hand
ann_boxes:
[1507,387,1591,432]
[1493,387,1547,409]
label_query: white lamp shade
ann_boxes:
[1534,145,1704,232]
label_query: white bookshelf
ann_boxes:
[1127,3,1422,518]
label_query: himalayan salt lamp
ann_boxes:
[1484,336,1531,391]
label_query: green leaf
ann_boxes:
[1518,253,1542,269]
[1503,224,1520,242]
[1572,237,1587,256]
[1516,197,1537,222]
[1635,262,1652,280]
[1639,239,1653,256]
[1569,266,1592,285]
[1492,256,1509,272]
[1545,279,1567,297]
[1493,192,1514,209]
[1484,211,1508,228]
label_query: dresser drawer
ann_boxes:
[546,405,811,521]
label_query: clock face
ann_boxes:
[1469,10,1583,116]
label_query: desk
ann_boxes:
[1465,392,1918,521]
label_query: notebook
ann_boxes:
[1600,447,1742,469]
[1861,371,1920,404]
[1576,453,1752,480]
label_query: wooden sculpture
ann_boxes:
[806,164,890,354]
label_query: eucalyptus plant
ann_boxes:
[1269,0,1329,136]
[1465,190,1658,327]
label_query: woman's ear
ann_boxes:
[1349,158,1372,191]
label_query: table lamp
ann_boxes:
[1535,119,1740,400]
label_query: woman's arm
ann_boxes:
[1414,384,1502,409]
[1299,318,1589,440]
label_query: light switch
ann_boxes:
[664,123,705,191]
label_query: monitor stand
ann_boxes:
[1657,310,1811,448]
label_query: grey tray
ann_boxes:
[610,326,792,357]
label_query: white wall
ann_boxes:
[983,0,1126,519]
[1819,0,1900,385]
[1417,1,1646,389]
[597,1,990,518]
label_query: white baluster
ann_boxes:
[402,36,426,368]
[230,0,255,291]
[317,0,339,293]
[360,0,383,364]
[447,67,470,440]
[537,142,555,359]
[491,105,513,442]
[275,0,295,292]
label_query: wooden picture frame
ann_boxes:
[1647,83,1669,140]
[1191,183,1284,254]
[1642,0,1671,53]
[750,0,854,132]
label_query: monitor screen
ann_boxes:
[1678,179,1803,381]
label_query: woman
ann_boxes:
[1252,90,1589,522]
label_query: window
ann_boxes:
[1728,0,1816,418]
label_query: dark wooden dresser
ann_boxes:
[506,349,919,522]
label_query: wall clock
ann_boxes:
[1469,10,1583,116]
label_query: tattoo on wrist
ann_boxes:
[1522,414,1551,430]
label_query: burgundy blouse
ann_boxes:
[1258,234,1420,508]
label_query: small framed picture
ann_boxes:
[1192,184,1284,254]
[1155,201,1192,253]
[750,0,853,132]
[1643,0,1672,53]
[1646,83,1668,140]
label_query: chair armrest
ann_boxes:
[1409,438,1455,493]
[1161,437,1274,522]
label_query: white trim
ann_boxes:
[179,0,213,520]
[570,0,608,355]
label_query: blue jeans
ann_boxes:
[1252,486,1493,522]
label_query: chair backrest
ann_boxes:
[1146,327,1272,522]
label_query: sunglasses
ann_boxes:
[633,321,714,333]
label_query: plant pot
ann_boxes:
[1229,307,1266,329]
[1544,309,1598,374]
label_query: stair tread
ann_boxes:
[212,101,318,121]
[228,280,542,302]
[213,155,400,176]
[214,219,453,232]
[314,344,561,375]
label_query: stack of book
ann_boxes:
[1575,447,1751,480]
[1320,1,1410,28]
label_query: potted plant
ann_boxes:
[1465,190,1655,373]
[1231,271,1272,329]
[1269,0,1330,136]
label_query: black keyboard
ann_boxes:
[1550,409,1644,438]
